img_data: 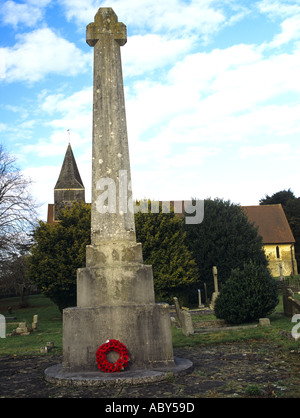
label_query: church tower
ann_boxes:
[47,144,85,223]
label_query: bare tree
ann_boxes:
[0,145,39,295]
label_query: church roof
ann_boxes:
[242,204,295,244]
[54,144,84,190]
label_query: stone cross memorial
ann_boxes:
[61,8,175,373]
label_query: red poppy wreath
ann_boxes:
[96,339,129,373]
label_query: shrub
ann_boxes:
[214,262,279,324]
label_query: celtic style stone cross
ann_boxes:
[46,8,183,377]
[86,7,127,46]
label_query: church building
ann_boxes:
[47,144,85,223]
[242,205,298,277]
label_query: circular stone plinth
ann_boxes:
[44,357,193,387]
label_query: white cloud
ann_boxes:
[0,28,91,83]
[116,0,226,37]
[41,88,92,115]
[23,164,60,219]
[239,143,291,159]
[122,34,193,76]
[41,88,93,136]
[268,16,300,47]
[257,0,300,19]
[126,41,300,147]
[58,0,246,42]
[0,0,51,28]
[21,132,72,158]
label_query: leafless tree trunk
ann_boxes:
[0,145,39,295]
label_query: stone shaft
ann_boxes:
[87,8,135,245]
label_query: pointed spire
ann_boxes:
[54,144,85,220]
[55,144,84,190]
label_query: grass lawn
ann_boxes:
[0,293,299,356]
[0,294,62,356]
[172,294,300,349]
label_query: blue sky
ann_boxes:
[1,0,300,220]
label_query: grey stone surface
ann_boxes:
[181,311,194,336]
[259,318,271,327]
[63,304,174,371]
[77,264,155,307]
[45,357,193,387]
[87,7,134,244]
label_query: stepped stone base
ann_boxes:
[62,303,174,372]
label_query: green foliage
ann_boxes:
[26,202,91,312]
[134,201,200,304]
[259,188,296,206]
[244,384,264,397]
[184,198,268,296]
[214,262,279,324]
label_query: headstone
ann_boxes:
[204,283,208,304]
[32,315,39,331]
[181,311,194,336]
[0,314,5,338]
[62,8,174,372]
[279,264,284,279]
[210,266,220,310]
[198,289,204,308]
[259,318,270,327]
[15,322,31,335]
[173,297,183,327]
[170,316,176,327]
[283,287,296,316]
[212,266,219,293]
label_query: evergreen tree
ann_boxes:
[26,202,91,312]
[134,201,200,304]
[184,198,268,297]
[259,189,295,206]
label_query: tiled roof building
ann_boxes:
[242,204,297,277]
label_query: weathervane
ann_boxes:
[67,129,71,145]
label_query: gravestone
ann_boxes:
[259,318,270,327]
[32,315,39,331]
[198,289,204,308]
[173,297,183,327]
[210,266,220,309]
[0,315,5,338]
[283,287,300,316]
[181,311,194,336]
[60,8,175,372]
[15,322,31,336]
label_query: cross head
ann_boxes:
[86,8,127,47]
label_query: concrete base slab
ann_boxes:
[44,356,193,387]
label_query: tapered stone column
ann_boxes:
[86,8,135,243]
[61,8,175,372]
